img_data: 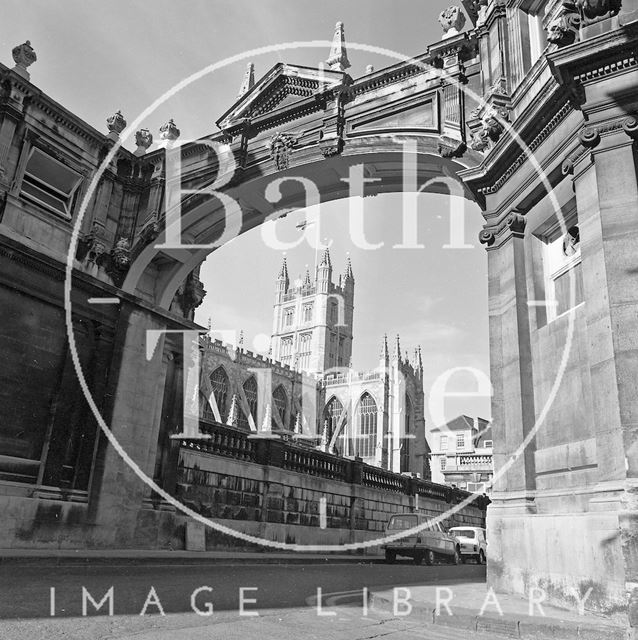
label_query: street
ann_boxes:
[0,560,490,640]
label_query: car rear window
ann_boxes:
[388,515,417,530]
[451,529,476,538]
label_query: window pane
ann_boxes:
[554,262,584,316]
[27,149,81,195]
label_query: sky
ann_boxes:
[2,1,491,427]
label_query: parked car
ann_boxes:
[448,526,487,564]
[383,513,461,565]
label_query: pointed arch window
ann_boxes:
[272,385,288,429]
[239,376,258,430]
[401,394,413,473]
[355,393,377,459]
[201,392,215,422]
[323,396,344,446]
[210,367,229,422]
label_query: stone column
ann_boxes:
[573,134,637,485]
[89,304,170,547]
[486,215,537,499]
[572,125,638,622]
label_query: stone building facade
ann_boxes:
[0,0,636,623]
[429,415,493,493]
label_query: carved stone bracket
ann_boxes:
[176,271,207,319]
[269,131,298,170]
[104,238,131,288]
[468,104,510,152]
[438,135,467,158]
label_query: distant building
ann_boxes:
[429,416,493,494]
[197,250,430,478]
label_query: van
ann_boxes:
[448,526,487,564]
[382,513,461,565]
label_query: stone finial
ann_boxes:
[106,110,127,140]
[326,21,351,72]
[159,118,180,143]
[11,40,36,80]
[237,62,255,98]
[365,65,375,74]
[134,128,153,156]
[439,6,467,38]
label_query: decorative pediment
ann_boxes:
[217,63,346,132]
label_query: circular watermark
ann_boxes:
[64,38,577,551]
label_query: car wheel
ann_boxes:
[478,550,486,565]
[385,549,396,564]
[424,549,435,566]
[453,547,461,565]
[413,552,423,566]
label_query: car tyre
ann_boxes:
[385,549,396,564]
[424,549,435,566]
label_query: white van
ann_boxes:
[383,513,461,565]
[448,526,487,564]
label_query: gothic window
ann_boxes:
[330,302,338,324]
[272,385,288,429]
[303,304,313,323]
[209,367,229,422]
[284,308,295,327]
[201,392,215,422]
[20,148,82,218]
[401,394,413,473]
[238,376,258,430]
[354,393,377,459]
[297,333,311,370]
[280,336,293,366]
[323,397,344,446]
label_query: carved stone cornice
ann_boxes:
[548,24,638,110]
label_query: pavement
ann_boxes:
[0,547,383,566]
[370,583,631,640]
[0,548,632,639]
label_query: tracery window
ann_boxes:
[272,385,288,429]
[238,376,258,430]
[210,367,229,421]
[354,393,377,459]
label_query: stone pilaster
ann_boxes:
[89,305,170,546]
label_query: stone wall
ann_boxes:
[132,428,487,553]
